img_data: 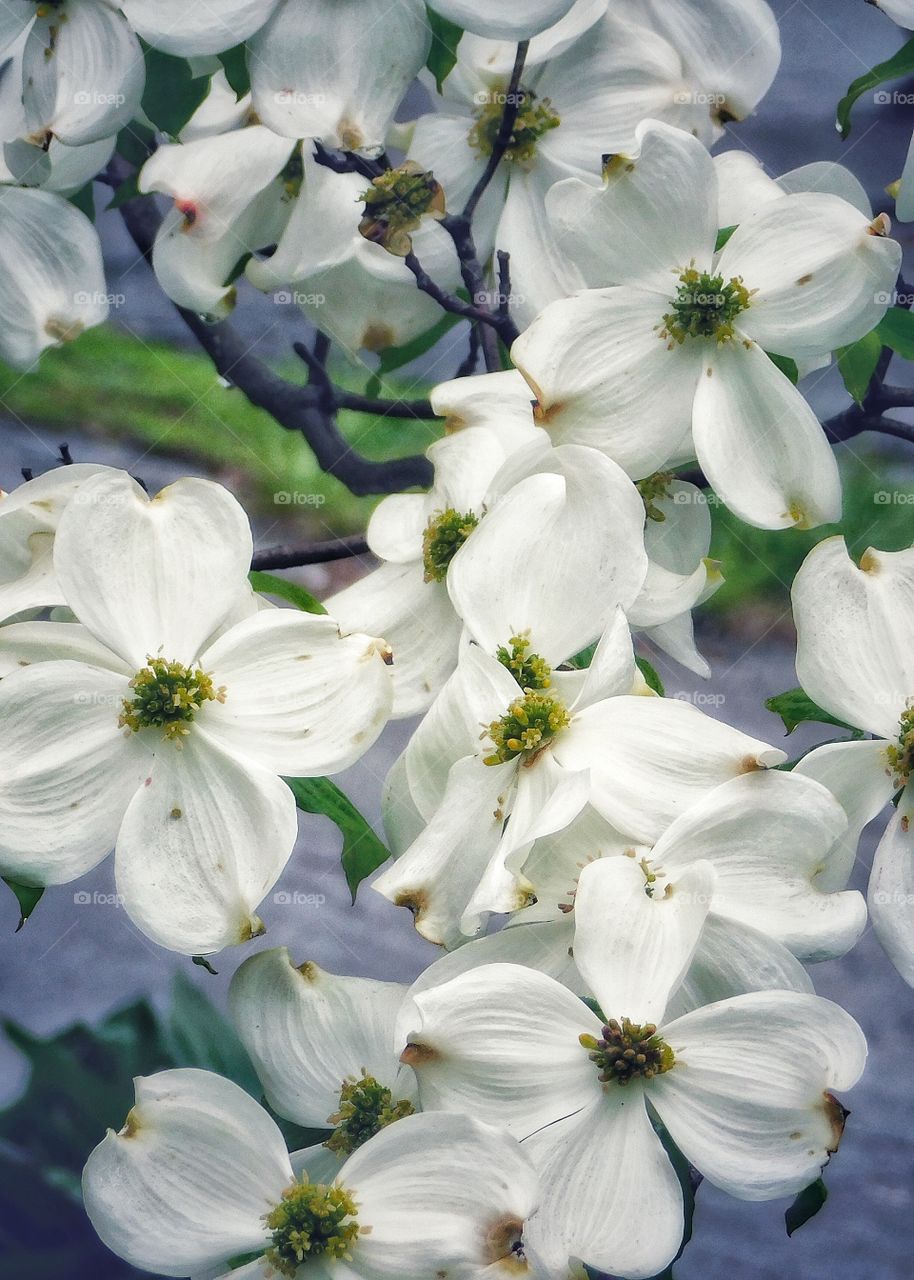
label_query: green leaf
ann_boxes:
[567,641,597,671]
[425,7,463,92]
[249,569,327,614]
[786,1177,828,1236]
[377,311,462,376]
[285,777,391,901]
[163,972,261,1095]
[836,34,914,138]
[105,171,141,211]
[876,306,914,360]
[115,122,155,168]
[142,44,211,137]
[636,656,665,697]
[715,224,737,251]
[3,878,43,931]
[765,688,861,737]
[67,182,95,221]
[766,352,799,384]
[219,43,251,98]
[837,329,883,404]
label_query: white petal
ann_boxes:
[557,694,785,842]
[652,770,866,961]
[0,661,146,884]
[713,150,784,227]
[447,443,648,665]
[326,561,460,720]
[431,0,578,38]
[54,471,253,669]
[641,612,712,679]
[340,1111,539,1279]
[82,1069,292,1278]
[114,730,298,954]
[778,161,872,217]
[428,424,513,514]
[794,738,895,890]
[250,0,429,150]
[574,856,713,1024]
[364,494,427,563]
[402,640,518,821]
[523,1095,684,1280]
[547,119,717,292]
[406,916,579,999]
[372,754,516,949]
[873,0,914,25]
[229,949,410,1127]
[23,3,143,146]
[720,192,902,356]
[868,785,914,987]
[403,962,599,1135]
[639,0,780,121]
[793,536,914,738]
[0,186,107,368]
[124,0,280,55]
[200,610,392,776]
[429,368,541,456]
[512,288,703,478]
[0,619,132,677]
[653,990,867,1199]
[692,338,841,530]
[667,913,814,1021]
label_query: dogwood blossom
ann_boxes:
[0,186,109,368]
[0,470,392,954]
[792,535,914,986]
[516,119,900,528]
[82,1069,539,1279]
[0,464,117,622]
[329,429,647,716]
[375,611,785,947]
[229,949,417,1179]
[401,856,867,1279]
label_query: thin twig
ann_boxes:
[462,40,529,223]
[252,534,370,569]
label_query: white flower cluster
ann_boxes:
[1,0,913,1277]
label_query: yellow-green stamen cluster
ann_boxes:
[496,633,552,691]
[422,508,479,582]
[887,706,914,786]
[662,266,751,344]
[469,88,560,165]
[359,161,445,256]
[264,1179,359,1275]
[324,1071,415,1156]
[119,657,225,740]
[484,691,570,766]
[637,471,675,522]
[580,1018,675,1086]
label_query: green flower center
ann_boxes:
[496,633,552,691]
[422,508,479,582]
[887,706,914,785]
[324,1071,415,1157]
[636,471,675,522]
[360,162,446,256]
[264,1179,360,1275]
[468,88,560,164]
[580,1017,675,1086]
[119,657,225,741]
[661,266,751,344]
[484,690,570,766]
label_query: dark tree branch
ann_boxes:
[108,156,432,497]
[462,40,529,222]
[252,534,370,570]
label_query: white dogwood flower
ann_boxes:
[792,535,914,986]
[0,186,109,368]
[0,464,118,622]
[0,470,393,954]
[516,120,901,528]
[401,856,867,1279]
[868,0,914,26]
[407,768,866,1015]
[82,1069,539,1280]
[229,949,417,1180]
[375,611,785,947]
